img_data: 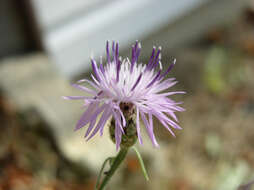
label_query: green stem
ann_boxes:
[98,148,129,190]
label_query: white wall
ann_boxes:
[30,0,247,78]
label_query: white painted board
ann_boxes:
[30,0,247,78]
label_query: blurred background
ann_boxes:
[0,0,254,189]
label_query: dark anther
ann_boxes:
[124,105,129,111]
[119,102,134,116]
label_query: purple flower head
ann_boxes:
[63,41,185,150]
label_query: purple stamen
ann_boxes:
[131,73,142,91]
[150,47,161,70]
[99,56,105,75]
[91,59,100,82]
[146,70,161,88]
[135,43,141,63]
[112,41,115,60]
[153,56,160,69]
[131,42,141,73]
[115,43,119,62]
[130,45,136,73]
[160,59,176,79]
[106,40,110,64]
[116,59,121,82]
[134,40,138,52]
[145,47,156,72]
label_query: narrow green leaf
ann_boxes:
[95,157,114,189]
[132,146,149,181]
[98,148,129,190]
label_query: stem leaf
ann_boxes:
[132,146,149,181]
[95,157,114,189]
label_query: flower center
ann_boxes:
[119,102,135,117]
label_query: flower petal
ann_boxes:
[136,107,143,144]
[84,103,107,138]
[75,102,98,131]
[140,111,159,147]
[71,84,97,95]
[115,122,122,151]
[87,105,111,140]
[62,96,89,100]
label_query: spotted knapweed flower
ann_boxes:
[63,41,185,150]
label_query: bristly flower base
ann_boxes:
[109,113,137,149]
